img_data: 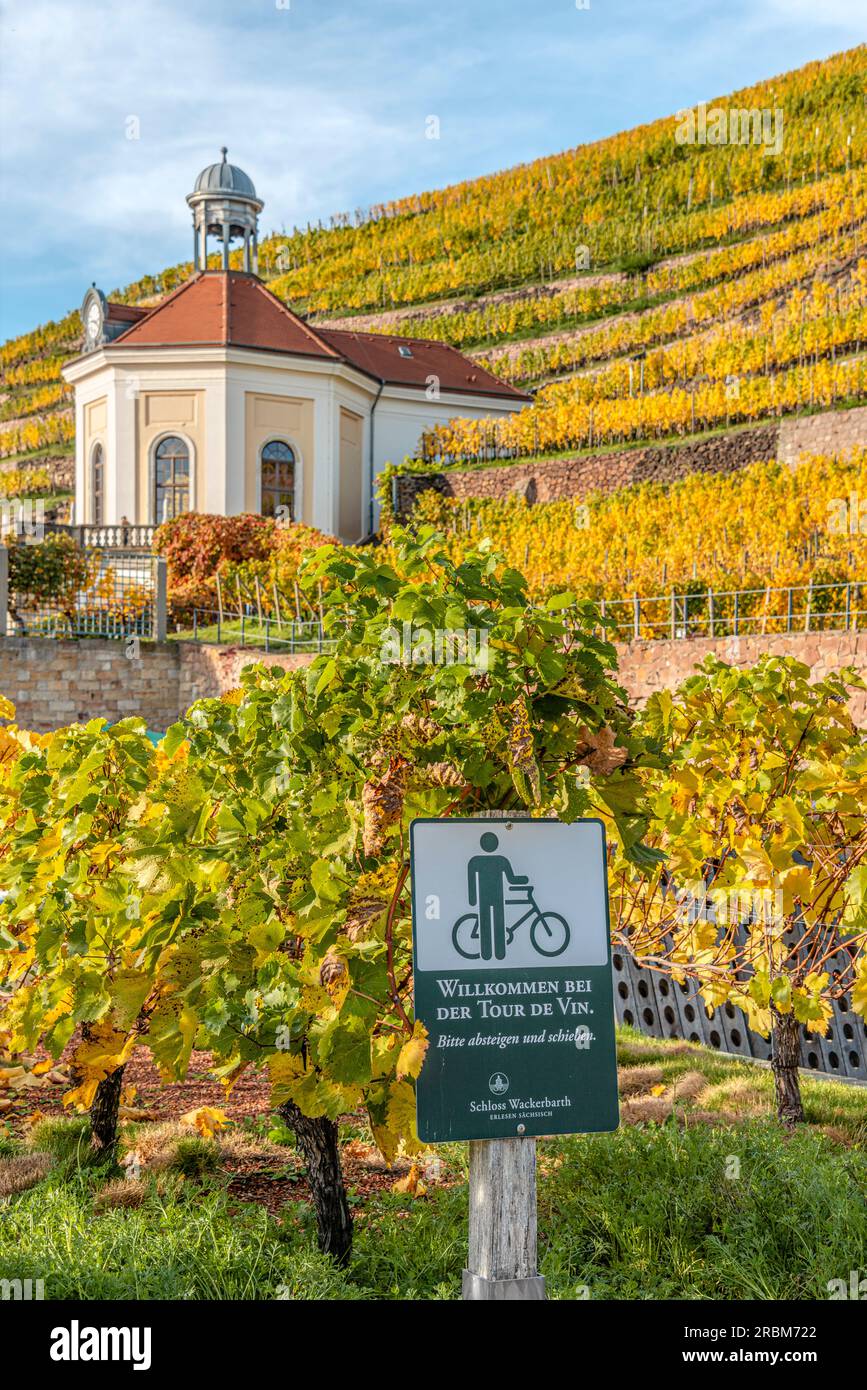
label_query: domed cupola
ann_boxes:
[187,147,264,274]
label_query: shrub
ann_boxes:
[153,512,334,626]
[153,512,276,623]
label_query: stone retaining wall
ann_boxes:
[394,405,867,515]
[396,424,779,513]
[615,628,867,725]
[177,643,311,710]
[777,403,867,467]
[0,638,183,733]
[2,628,865,731]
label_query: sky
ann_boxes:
[0,0,864,342]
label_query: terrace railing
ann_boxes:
[42,522,156,551]
[180,608,332,654]
[594,579,866,643]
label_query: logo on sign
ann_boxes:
[488,1072,510,1096]
[452,833,571,962]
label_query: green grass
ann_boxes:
[170,620,332,653]
[1,1029,864,1301]
[614,1027,867,1141]
[0,1118,863,1300]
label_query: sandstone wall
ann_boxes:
[0,639,313,733]
[177,644,311,709]
[0,638,183,733]
[3,628,865,732]
[615,628,867,725]
[777,404,867,468]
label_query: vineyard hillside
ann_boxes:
[1,45,865,519]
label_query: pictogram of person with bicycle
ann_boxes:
[453,832,571,961]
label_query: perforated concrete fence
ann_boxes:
[612,949,867,1081]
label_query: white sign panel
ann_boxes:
[410,817,609,972]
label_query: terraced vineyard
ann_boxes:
[386,447,867,615]
[1,45,865,510]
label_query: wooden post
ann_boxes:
[804,578,813,633]
[463,1137,546,1299]
[463,805,546,1301]
[273,582,283,634]
[0,545,8,639]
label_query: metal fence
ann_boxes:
[0,548,167,642]
[594,579,866,642]
[179,608,331,653]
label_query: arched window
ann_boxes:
[260,440,295,519]
[154,436,190,523]
[91,443,104,525]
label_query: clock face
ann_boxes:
[87,301,102,342]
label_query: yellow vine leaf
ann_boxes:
[396,1021,429,1081]
[392,1162,427,1197]
[63,1025,138,1112]
[179,1106,231,1139]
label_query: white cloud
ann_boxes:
[0,0,863,337]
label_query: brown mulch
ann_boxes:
[221,1145,415,1221]
[3,1044,448,1219]
[2,1046,273,1138]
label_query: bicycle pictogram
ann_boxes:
[452,832,571,961]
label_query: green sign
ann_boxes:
[410,817,619,1143]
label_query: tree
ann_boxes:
[0,715,161,1154]
[610,655,867,1125]
[138,527,652,1259]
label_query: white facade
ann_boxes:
[63,343,526,540]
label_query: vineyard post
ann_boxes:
[0,545,8,638]
[154,558,167,643]
[463,811,545,1301]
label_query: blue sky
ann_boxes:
[0,0,863,341]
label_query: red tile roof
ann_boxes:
[108,272,528,401]
[112,273,339,359]
[317,327,531,401]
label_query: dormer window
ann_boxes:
[398,345,413,358]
